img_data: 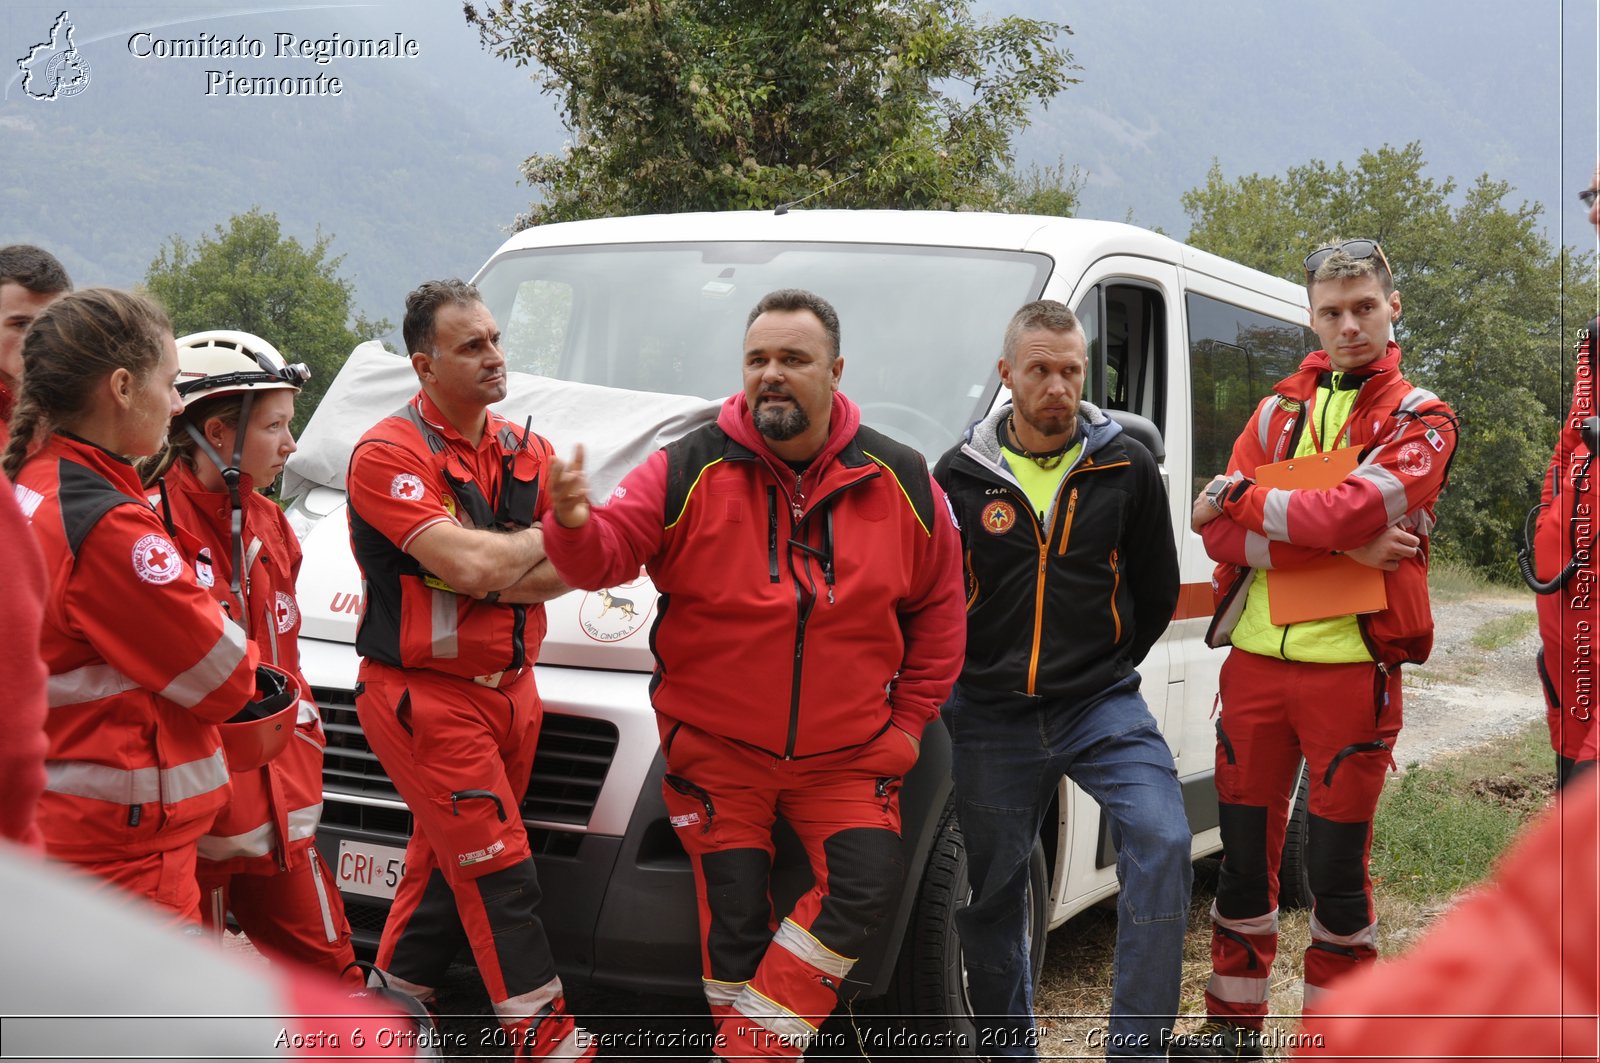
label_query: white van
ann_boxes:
[282,210,1316,1047]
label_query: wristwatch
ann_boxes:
[1204,478,1231,513]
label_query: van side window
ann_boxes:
[1186,293,1317,496]
[1073,284,1166,435]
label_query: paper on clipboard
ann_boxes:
[1255,445,1387,625]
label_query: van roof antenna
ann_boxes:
[775,171,860,215]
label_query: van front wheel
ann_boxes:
[883,797,1048,1059]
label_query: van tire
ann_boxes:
[883,797,1048,1057]
[1278,761,1312,911]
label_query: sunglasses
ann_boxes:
[1579,187,1600,208]
[1304,239,1391,281]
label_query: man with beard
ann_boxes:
[932,299,1187,1061]
[542,288,965,1061]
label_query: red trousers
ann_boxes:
[659,718,916,1061]
[1206,650,1402,1027]
[1536,583,1598,767]
[63,845,203,924]
[200,848,358,982]
[357,661,569,1030]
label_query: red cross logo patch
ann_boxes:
[132,533,183,585]
[390,472,425,500]
[275,591,300,634]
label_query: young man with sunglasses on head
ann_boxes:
[1171,240,1458,1060]
[1529,163,1600,788]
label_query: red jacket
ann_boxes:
[1203,344,1457,668]
[543,392,965,757]
[1294,772,1599,1061]
[15,434,259,860]
[347,392,554,681]
[159,463,325,874]
[1,471,48,847]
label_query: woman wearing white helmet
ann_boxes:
[141,330,358,982]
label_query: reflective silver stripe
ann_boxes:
[162,749,231,802]
[47,761,159,804]
[733,984,818,1047]
[1352,462,1410,525]
[1207,972,1270,1005]
[1310,913,1378,950]
[48,663,139,709]
[296,698,320,726]
[1398,387,1439,413]
[197,802,323,861]
[198,821,274,861]
[310,852,338,944]
[772,918,854,978]
[1262,487,1293,541]
[158,619,249,709]
[1244,531,1273,571]
[1256,401,1276,453]
[44,748,228,806]
[493,976,563,1023]
[702,979,745,1007]
[370,968,434,1003]
[1302,981,1331,1008]
[1211,900,1279,936]
[431,588,459,659]
[1408,509,1436,537]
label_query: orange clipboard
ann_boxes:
[1255,445,1387,625]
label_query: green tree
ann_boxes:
[144,209,390,437]
[1182,142,1598,579]
[464,0,1078,227]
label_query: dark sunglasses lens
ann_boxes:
[1341,239,1377,259]
[1581,189,1600,207]
[1304,247,1334,274]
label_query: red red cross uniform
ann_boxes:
[159,461,357,980]
[15,433,260,921]
[346,391,591,1059]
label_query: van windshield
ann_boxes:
[473,241,1052,459]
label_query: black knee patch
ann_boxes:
[702,847,773,983]
[1215,803,1270,919]
[474,858,557,991]
[387,869,469,987]
[1306,815,1372,935]
[810,828,904,955]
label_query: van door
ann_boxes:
[1053,258,1186,733]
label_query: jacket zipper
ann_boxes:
[1108,547,1122,642]
[782,470,879,758]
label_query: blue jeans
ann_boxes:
[946,679,1193,1062]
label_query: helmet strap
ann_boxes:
[182,389,257,628]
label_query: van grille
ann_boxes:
[314,686,618,829]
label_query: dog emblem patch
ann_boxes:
[579,575,654,644]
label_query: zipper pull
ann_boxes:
[791,471,805,522]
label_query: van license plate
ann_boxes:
[336,839,407,901]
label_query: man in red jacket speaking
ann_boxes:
[543,288,966,1061]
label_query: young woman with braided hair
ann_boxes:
[8,288,265,922]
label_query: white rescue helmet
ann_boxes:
[218,664,301,772]
[173,330,310,409]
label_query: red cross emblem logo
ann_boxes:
[131,533,182,585]
[391,472,425,500]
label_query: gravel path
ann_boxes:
[1393,588,1544,769]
